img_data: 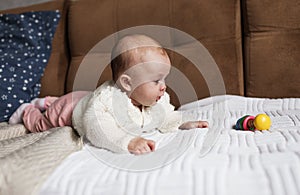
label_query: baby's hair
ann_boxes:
[111,34,169,82]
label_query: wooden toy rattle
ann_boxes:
[235,114,271,131]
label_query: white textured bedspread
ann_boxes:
[40,95,300,195]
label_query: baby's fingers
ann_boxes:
[198,121,209,128]
[147,140,155,151]
[136,147,151,155]
[140,142,154,154]
[136,141,155,154]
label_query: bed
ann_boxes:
[2,95,299,194]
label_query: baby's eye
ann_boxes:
[153,78,165,85]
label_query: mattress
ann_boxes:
[39,95,300,195]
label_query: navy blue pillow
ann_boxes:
[0,10,60,122]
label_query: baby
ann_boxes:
[9,34,208,155]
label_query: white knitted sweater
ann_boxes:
[72,81,184,153]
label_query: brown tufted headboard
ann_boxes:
[1,0,299,108]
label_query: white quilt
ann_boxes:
[39,95,300,195]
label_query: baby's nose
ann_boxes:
[160,83,166,91]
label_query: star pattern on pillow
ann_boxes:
[0,10,60,122]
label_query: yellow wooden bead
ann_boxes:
[254,114,271,130]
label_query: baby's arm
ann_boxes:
[82,99,136,154]
[157,93,209,132]
[128,137,155,155]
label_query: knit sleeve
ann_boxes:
[82,96,135,154]
[155,93,183,133]
[155,93,204,132]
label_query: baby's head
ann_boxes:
[111,34,171,107]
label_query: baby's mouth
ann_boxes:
[156,96,161,101]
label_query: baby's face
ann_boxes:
[126,50,171,107]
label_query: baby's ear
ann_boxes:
[118,74,132,91]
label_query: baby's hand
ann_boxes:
[128,137,155,155]
[179,121,209,130]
